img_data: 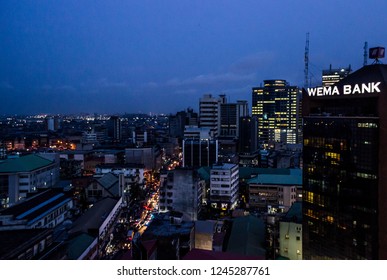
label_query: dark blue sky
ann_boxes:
[1,1,387,115]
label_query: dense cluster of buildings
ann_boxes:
[0,48,386,260]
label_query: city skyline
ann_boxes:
[1,1,387,115]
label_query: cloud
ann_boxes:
[152,51,276,91]
[96,78,129,89]
[229,51,277,74]
[165,72,256,87]
[41,84,76,94]
[142,81,159,89]
[174,88,198,95]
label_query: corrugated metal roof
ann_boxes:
[97,173,118,189]
[283,201,302,222]
[239,167,291,179]
[69,197,120,236]
[67,233,96,260]
[197,166,210,181]
[0,154,54,173]
[226,215,266,257]
[247,169,302,185]
[0,189,72,222]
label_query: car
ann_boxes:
[127,230,134,241]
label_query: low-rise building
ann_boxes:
[226,215,266,259]
[0,154,60,207]
[85,173,121,203]
[0,189,73,230]
[68,196,122,258]
[194,220,226,251]
[0,228,54,260]
[95,163,145,183]
[247,169,302,212]
[125,146,161,170]
[140,212,195,260]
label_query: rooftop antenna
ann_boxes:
[363,42,368,66]
[304,32,310,89]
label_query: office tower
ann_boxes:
[159,168,204,221]
[182,139,218,168]
[220,99,249,138]
[238,116,258,153]
[45,116,60,131]
[199,94,222,138]
[169,108,198,139]
[209,163,239,211]
[322,65,352,87]
[184,126,212,140]
[252,80,301,145]
[108,116,122,142]
[303,64,387,259]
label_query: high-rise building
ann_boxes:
[45,116,61,131]
[252,80,301,145]
[182,139,218,168]
[322,65,352,87]
[183,126,212,140]
[199,94,222,138]
[220,98,249,138]
[303,64,387,259]
[238,116,258,154]
[108,116,122,142]
[169,108,198,139]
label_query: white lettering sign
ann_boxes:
[307,82,381,97]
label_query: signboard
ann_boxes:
[307,82,381,97]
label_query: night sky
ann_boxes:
[1,1,387,115]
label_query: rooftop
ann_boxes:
[97,173,119,196]
[0,189,72,225]
[0,228,53,259]
[226,215,266,258]
[69,197,120,236]
[247,169,302,185]
[282,201,302,223]
[195,220,215,234]
[239,167,292,179]
[0,154,54,173]
[96,163,145,169]
[183,248,264,260]
[67,233,96,260]
[142,212,194,239]
[211,163,238,170]
[197,166,210,181]
[59,150,93,155]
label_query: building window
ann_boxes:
[296,236,301,241]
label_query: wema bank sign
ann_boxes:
[307,82,381,97]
